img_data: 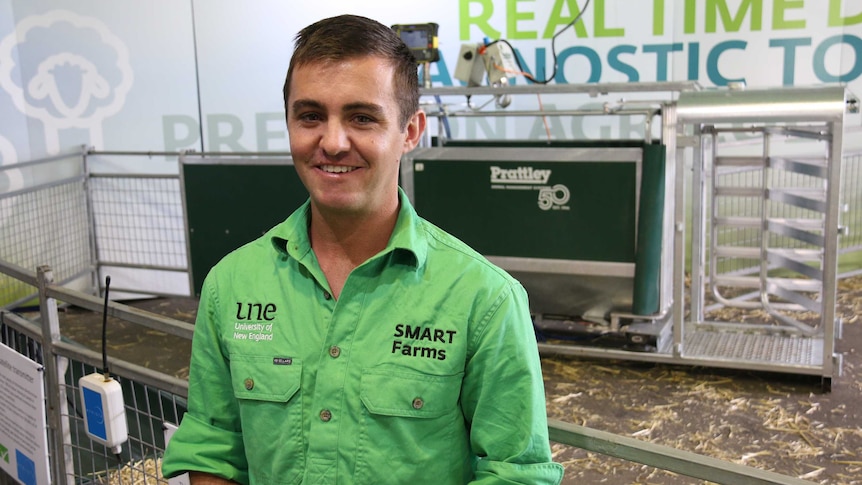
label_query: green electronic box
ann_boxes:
[402,142,665,318]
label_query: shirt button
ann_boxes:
[244,378,254,391]
[319,409,332,422]
[323,291,332,300]
[329,345,341,358]
[412,398,424,410]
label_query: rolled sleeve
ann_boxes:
[162,273,249,482]
[462,282,564,485]
[473,461,566,485]
[161,413,247,481]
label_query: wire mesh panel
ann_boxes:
[63,360,187,484]
[840,151,862,257]
[0,180,92,308]
[88,175,187,271]
[1,313,43,363]
[2,309,188,485]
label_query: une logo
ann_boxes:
[236,302,277,321]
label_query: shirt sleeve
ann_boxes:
[161,272,250,483]
[461,281,564,485]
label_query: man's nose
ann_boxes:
[321,121,349,156]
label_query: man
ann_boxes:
[162,14,563,485]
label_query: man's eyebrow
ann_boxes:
[343,102,385,117]
[290,100,387,118]
[291,99,325,113]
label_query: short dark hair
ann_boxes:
[283,14,419,130]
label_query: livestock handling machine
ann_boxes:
[404,81,858,389]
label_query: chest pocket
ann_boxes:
[358,367,470,484]
[360,366,462,417]
[230,354,302,402]
[229,354,304,485]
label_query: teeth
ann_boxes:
[320,165,357,174]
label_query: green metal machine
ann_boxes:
[402,141,666,348]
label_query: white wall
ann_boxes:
[1,0,860,169]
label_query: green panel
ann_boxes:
[412,158,637,262]
[182,163,308,296]
[632,144,666,315]
[413,141,667,317]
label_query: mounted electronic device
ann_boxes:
[391,22,439,63]
[393,22,440,88]
[78,276,128,457]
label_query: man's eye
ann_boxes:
[298,112,322,122]
[354,115,375,124]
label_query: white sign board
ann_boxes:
[0,342,50,485]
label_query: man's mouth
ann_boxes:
[319,165,358,174]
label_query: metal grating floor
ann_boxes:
[684,329,823,367]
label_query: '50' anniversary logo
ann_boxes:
[537,184,570,211]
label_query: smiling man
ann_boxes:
[161,14,563,485]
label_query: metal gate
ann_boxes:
[678,86,853,385]
[700,126,835,329]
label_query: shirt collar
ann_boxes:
[270,187,427,270]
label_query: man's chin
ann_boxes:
[311,197,366,216]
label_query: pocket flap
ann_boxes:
[360,367,462,418]
[230,354,301,402]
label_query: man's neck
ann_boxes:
[308,200,400,298]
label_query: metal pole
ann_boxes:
[81,145,100,297]
[548,419,818,485]
[37,266,73,485]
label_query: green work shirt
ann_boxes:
[162,190,563,485]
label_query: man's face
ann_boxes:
[286,56,424,218]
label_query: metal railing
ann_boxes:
[0,258,818,484]
[0,150,92,309]
[0,261,190,484]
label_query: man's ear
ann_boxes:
[402,109,427,153]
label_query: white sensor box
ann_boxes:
[454,43,485,86]
[482,42,519,85]
[79,373,128,449]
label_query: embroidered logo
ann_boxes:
[232,301,277,341]
[391,323,457,361]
